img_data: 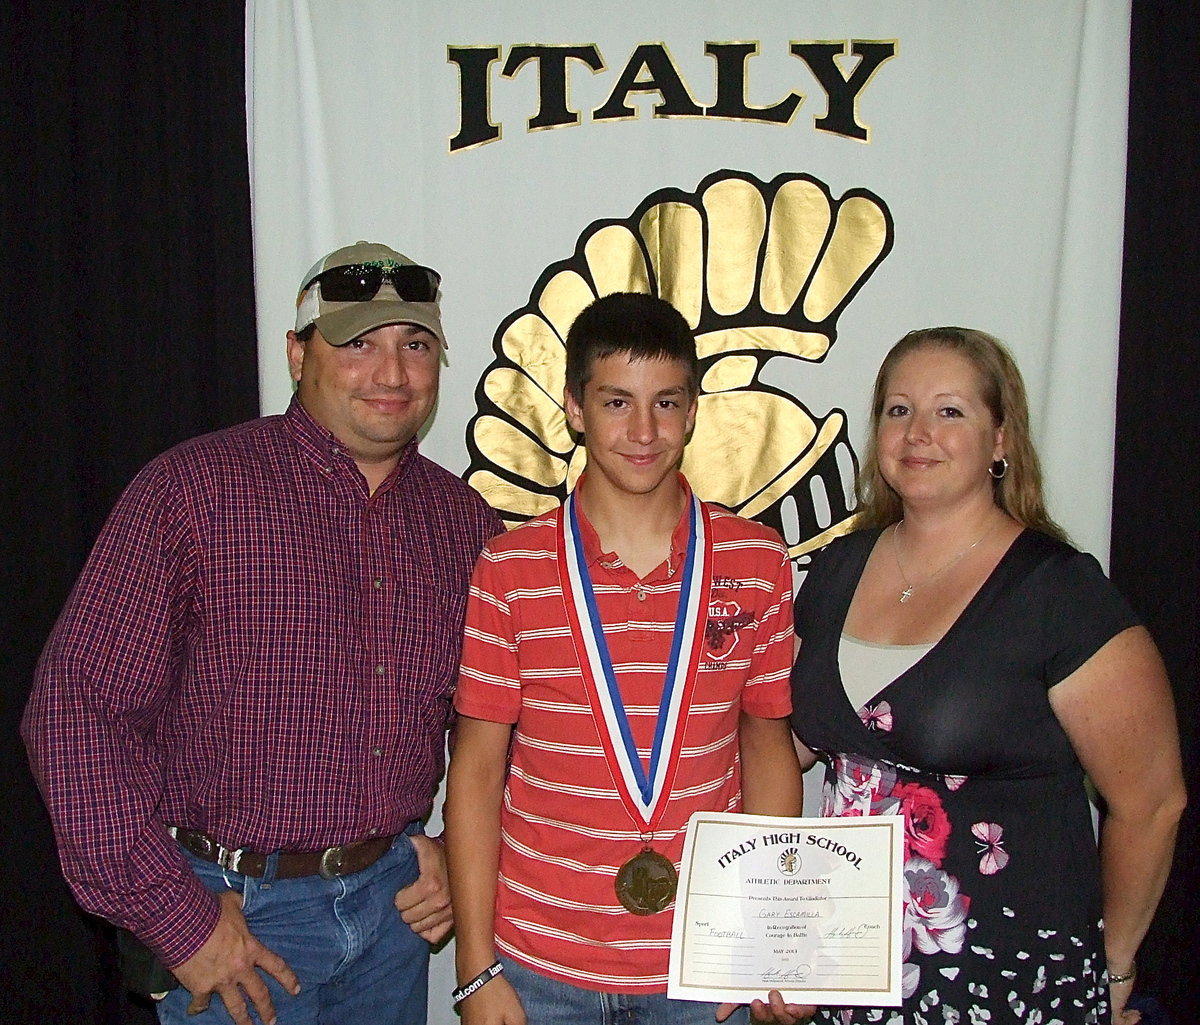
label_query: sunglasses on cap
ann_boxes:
[307,262,441,304]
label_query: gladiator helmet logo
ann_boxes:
[465,169,894,564]
[779,847,802,876]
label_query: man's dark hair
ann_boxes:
[564,292,699,403]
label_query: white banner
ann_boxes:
[247,4,1127,1012]
[248,1,1128,565]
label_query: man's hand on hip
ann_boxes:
[394,833,453,944]
[171,890,300,1025]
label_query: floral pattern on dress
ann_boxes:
[893,782,951,865]
[822,754,974,1007]
[905,856,971,955]
[824,754,897,817]
[818,752,1108,1024]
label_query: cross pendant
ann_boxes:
[899,587,913,603]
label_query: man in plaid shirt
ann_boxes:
[23,241,501,1025]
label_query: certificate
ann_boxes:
[668,812,903,1007]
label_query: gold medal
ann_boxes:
[559,495,710,919]
[615,848,678,915]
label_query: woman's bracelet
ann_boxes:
[452,961,504,1006]
[1107,960,1137,986]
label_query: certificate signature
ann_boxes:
[667,813,903,1006]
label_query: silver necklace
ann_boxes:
[891,518,997,604]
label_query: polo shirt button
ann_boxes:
[375,664,386,676]
[371,747,382,757]
[636,586,647,602]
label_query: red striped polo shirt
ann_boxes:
[455,480,793,991]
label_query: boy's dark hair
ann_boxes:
[564,292,699,403]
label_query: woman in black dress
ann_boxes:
[788,328,1184,1024]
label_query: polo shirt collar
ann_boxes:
[572,472,694,578]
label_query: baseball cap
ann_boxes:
[294,241,446,347]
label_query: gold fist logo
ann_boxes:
[465,170,893,562]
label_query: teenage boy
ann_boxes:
[445,292,804,1025]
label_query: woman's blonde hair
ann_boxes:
[855,327,1068,542]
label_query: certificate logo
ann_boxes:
[778,847,802,875]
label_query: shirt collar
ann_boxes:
[283,395,418,491]
[572,473,694,577]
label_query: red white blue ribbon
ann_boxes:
[557,492,712,830]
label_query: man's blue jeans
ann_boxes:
[158,826,428,1025]
[499,954,748,1025]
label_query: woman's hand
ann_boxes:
[1109,975,1141,1025]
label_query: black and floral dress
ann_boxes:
[790,528,1138,1024]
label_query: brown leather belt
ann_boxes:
[170,827,395,880]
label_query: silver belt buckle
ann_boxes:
[216,846,244,873]
[318,845,346,880]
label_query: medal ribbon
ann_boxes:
[558,492,712,831]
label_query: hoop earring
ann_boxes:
[989,458,1008,480]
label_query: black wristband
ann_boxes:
[452,961,504,1006]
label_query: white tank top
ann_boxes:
[838,633,934,711]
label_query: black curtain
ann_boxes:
[1111,4,1200,1022]
[2,3,1195,1021]
[2,3,257,1021]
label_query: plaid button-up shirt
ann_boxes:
[23,397,501,966]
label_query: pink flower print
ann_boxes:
[858,700,894,732]
[904,856,971,955]
[892,781,951,866]
[971,821,1010,875]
